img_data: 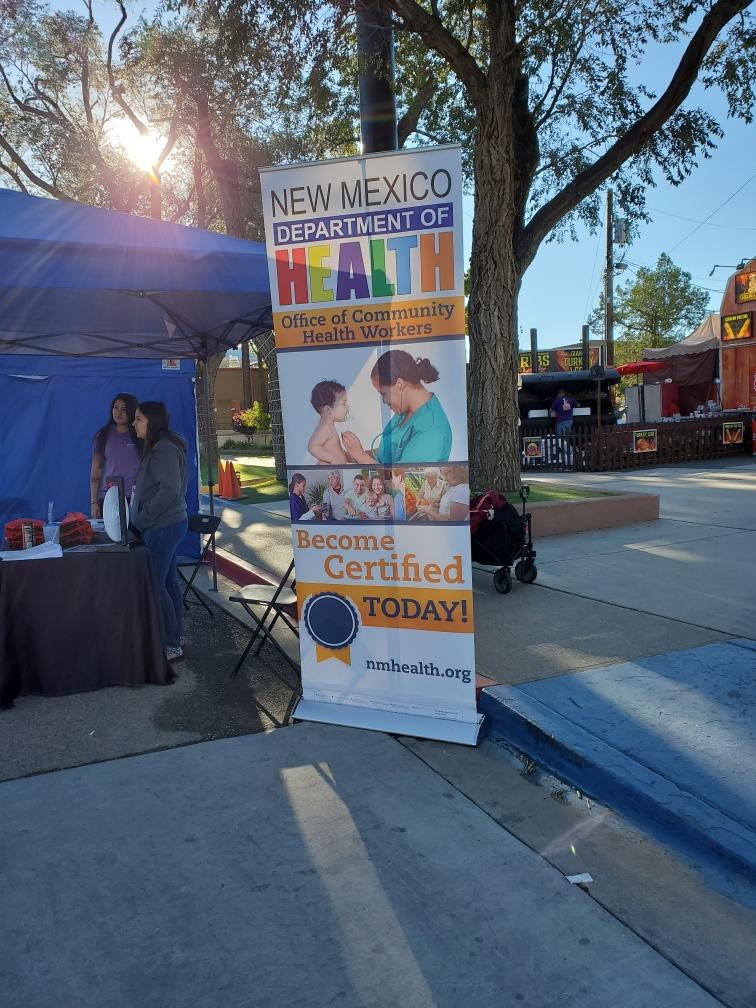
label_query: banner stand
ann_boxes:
[294,699,485,746]
[261,145,481,746]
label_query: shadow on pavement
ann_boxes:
[0,600,301,783]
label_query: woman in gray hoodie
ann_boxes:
[132,401,188,662]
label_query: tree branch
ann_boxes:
[193,147,206,230]
[386,0,487,108]
[397,72,435,146]
[532,133,619,177]
[106,1,148,137]
[532,23,590,129]
[31,78,66,120]
[0,159,30,192]
[155,113,180,171]
[0,132,74,200]
[0,66,67,127]
[81,0,95,126]
[517,0,751,269]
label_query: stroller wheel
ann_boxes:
[515,560,538,584]
[493,568,513,594]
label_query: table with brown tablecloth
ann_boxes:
[0,545,170,708]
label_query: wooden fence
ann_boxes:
[520,414,754,472]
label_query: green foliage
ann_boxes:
[305,481,327,509]
[615,253,710,359]
[588,253,710,383]
[231,402,271,446]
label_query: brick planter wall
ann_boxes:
[528,492,659,537]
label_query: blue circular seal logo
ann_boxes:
[303,592,360,650]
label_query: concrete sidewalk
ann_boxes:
[205,458,756,879]
[0,724,719,1008]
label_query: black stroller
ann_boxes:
[470,486,537,594]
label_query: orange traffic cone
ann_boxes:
[216,460,230,499]
[227,463,245,500]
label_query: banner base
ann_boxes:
[293,699,486,746]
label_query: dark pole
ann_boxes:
[596,377,602,430]
[581,324,590,371]
[356,0,398,153]
[529,327,538,373]
[202,343,218,591]
[604,189,615,366]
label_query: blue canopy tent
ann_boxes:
[0,188,274,584]
[0,356,199,549]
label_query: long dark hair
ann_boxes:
[371,350,439,388]
[136,401,186,457]
[93,393,141,458]
[289,472,306,494]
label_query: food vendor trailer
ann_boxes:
[519,368,620,427]
[719,258,756,410]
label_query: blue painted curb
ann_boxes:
[479,685,756,884]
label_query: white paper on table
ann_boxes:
[0,542,64,562]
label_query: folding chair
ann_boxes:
[229,559,299,674]
[177,513,222,617]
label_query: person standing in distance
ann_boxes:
[132,401,188,663]
[550,388,579,436]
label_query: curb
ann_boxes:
[479,685,756,883]
[212,547,274,589]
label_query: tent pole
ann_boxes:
[202,347,218,591]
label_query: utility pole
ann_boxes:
[355,0,398,154]
[604,189,614,367]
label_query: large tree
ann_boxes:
[366,0,754,487]
[193,0,754,486]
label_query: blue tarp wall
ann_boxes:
[0,356,200,556]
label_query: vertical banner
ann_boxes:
[260,146,482,744]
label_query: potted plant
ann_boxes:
[306,481,327,514]
[231,402,269,444]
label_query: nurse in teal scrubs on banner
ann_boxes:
[342,349,453,465]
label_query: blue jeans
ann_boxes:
[143,519,188,649]
[556,419,573,435]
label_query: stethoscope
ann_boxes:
[370,414,415,458]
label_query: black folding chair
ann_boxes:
[229,559,299,675]
[177,513,222,617]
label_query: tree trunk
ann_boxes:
[467,108,523,493]
[241,341,253,408]
[254,330,286,482]
[195,353,224,485]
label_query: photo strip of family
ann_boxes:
[279,341,466,467]
[288,465,470,525]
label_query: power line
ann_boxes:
[667,172,756,253]
[583,227,603,322]
[648,206,756,231]
[624,258,725,294]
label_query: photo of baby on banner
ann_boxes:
[278,340,467,467]
[288,464,470,524]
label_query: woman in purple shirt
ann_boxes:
[90,393,142,518]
